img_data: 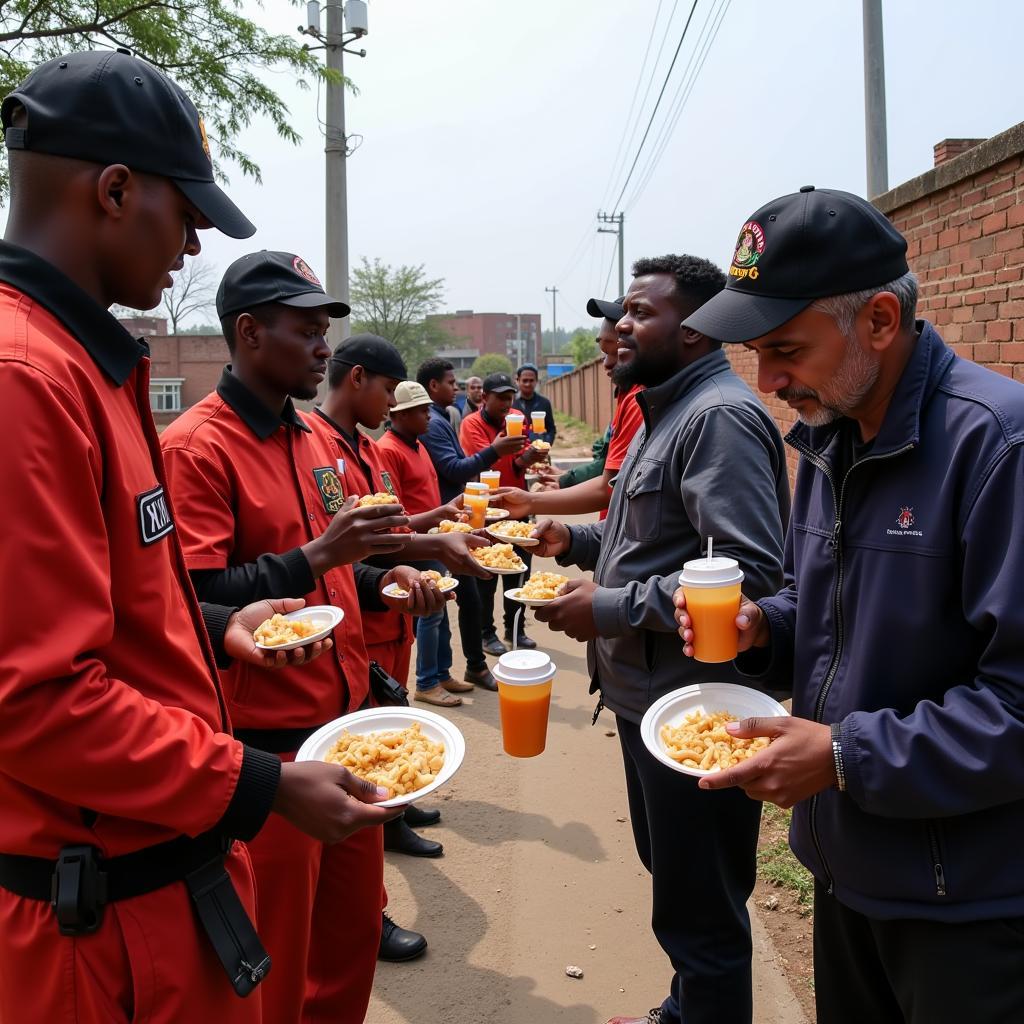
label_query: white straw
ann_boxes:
[707,537,713,562]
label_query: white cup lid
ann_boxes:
[505,411,525,419]
[481,470,501,477]
[493,649,556,685]
[678,556,744,587]
[465,482,489,493]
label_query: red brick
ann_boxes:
[975,303,999,321]
[1010,283,1024,300]
[1013,365,1024,382]
[976,170,998,185]
[962,258,983,274]
[940,280,956,293]
[921,233,939,254]
[982,211,1007,235]
[987,176,1015,198]
[959,221,982,242]
[982,254,1005,272]
[932,308,952,325]
[945,293,963,307]
[996,229,1024,253]
[950,342,973,358]
[1000,342,1024,362]
[970,237,995,258]
[965,290,987,306]
[1008,204,1024,229]
[949,210,970,228]
[1001,300,1024,318]
[985,287,1007,303]
[937,227,959,248]
[938,198,959,216]
[986,320,1013,342]
[903,213,925,229]
[994,194,1015,212]
[962,187,986,205]
[967,329,990,347]
[970,200,995,221]
[943,323,964,343]
[930,249,951,269]
[996,267,1022,284]
[989,364,1013,378]
[974,272,997,287]
[952,306,973,323]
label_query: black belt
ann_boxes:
[0,831,270,997]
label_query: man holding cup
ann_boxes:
[674,186,1024,1022]
[531,254,790,1024]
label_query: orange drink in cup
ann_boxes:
[531,411,546,434]
[505,411,525,437]
[493,651,556,757]
[480,470,501,491]
[678,555,744,663]
[463,482,490,529]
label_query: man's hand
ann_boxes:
[434,531,492,578]
[518,444,548,468]
[224,598,333,668]
[493,432,528,457]
[303,496,410,574]
[381,565,452,616]
[533,578,599,641]
[414,498,463,532]
[529,517,571,558]
[537,465,564,490]
[696,717,835,808]
[493,486,534,521]
[273,761,403,843]
[673,589,770,658]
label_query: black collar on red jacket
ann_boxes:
[0,239,147,386]
[312,405,364,452]
[387,424,420,451]
[216,366,311,440]
[480,407,502,430]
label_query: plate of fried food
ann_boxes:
[471,542,527,575]
[252,605,344,652]
[358,491,402,507]
[640,683,788,778]
[296,707,465,807]
[484,506,511,522]
[530,440,551,453]
[506,571,570,607]
[428,518,473,535]
[486,520,540,547]
[381,569,459,599]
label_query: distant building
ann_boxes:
[431,310,542,370]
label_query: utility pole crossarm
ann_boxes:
[544,285,558,366]
[596,211,626,298]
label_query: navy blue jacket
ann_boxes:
[747,322,1024,922]
[513,392,555,444]
[421,402,498,503]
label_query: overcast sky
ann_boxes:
[4,1,1021,332]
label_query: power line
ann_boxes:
[609,0,700,215]
[624,0,732,212]
[598,0,673,211]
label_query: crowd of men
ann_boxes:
[1,47,1022,1024]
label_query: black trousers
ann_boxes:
[814,881,1024,1023]
[617,716,760,1024]
[452,574,486,672]
[478,551,532,638]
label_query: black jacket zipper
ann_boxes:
[787,435,915,894]
[926,822,947,897]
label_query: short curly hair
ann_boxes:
[631,254,726,314]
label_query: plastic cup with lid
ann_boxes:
[492,650,556,757]
[678,554,745,663]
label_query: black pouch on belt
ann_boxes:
[369,659,410,707]
[185,856,271,998]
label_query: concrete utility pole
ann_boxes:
[545,285,558,364]
[324,3,349,334]
[862,0,889,197]
[597,211,625,298]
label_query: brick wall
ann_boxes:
[546,357,614,435]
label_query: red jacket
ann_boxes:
[459,409,525,488]
[0,243,276,858]
[376,428,442,516]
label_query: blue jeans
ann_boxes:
[414,606,453,692]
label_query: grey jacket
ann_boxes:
[559,349,790,723]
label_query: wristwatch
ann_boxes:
[830,721,847,792]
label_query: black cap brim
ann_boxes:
[683,290,814,344]
[279,290,351,318]
[175,177,256,240]
[587,297,625,321]
[487,386,516,394]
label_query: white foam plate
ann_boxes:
[484,507,510,521]
[253,605,343,652]
[640,683,789,778]
[381,577,458,599]
[486,526,540,547]
[296,706,466,808]
[474,561,527,576]
[505,586,558,607]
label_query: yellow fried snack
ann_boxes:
[490,520,534,539]
[389,570,456,598]
[471,543,526,571]
[520,572,570,600]
[660,709,770,772]
[358,491,400,507]
[531,439,551,451]
[326,722,445,796]
[253,614,320,647]
[437,519,473,533]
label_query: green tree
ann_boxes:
[469,353,514,378]
[0,1,335,195]
[567,328,599,367]
[349,257,450,372]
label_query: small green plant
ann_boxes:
[758,805,815,914]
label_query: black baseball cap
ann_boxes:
[483,372,516,394]
[2,49,254,238]
[586,296,626,321]
[330,333,407,381]
[217,251,349,318]
[683,186,909,343]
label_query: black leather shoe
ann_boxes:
[505,632,537,650]
[482,633,508,656]
[383,818,444,858]
[378,912,427,962]
[403,804,441,828]
[465,665,498,691]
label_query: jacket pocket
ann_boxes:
[622,459,664,543]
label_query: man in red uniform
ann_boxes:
[460,372,547,651]
[0,52,396,1024]
[378,381,467,708]
[161,253,445,1022]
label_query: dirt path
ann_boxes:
[369,548,808,1024]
